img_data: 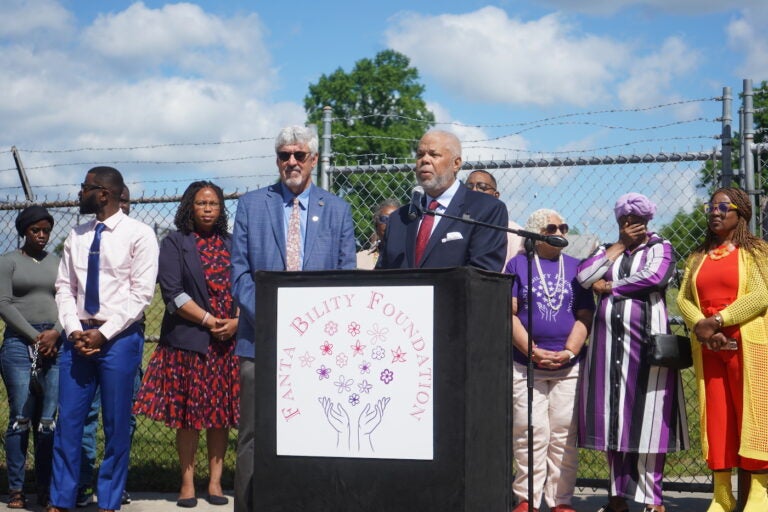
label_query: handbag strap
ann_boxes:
[30,341,39,374]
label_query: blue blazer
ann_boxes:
[158,230,233,354]
[377,184,508,271]
[231,183,356,358]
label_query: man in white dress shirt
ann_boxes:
[49,167,159,512]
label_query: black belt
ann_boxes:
[80,319,106,328]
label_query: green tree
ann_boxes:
[304,50,435,249]
[659,201,708,262]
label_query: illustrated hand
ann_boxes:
[358,397,390,451]
[36,329,60,357]
[318,397,351,448]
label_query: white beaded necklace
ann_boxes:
[534,252,566,311]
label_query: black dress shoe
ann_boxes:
[205,495,229,506]
[176,497,198,508]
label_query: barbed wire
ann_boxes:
[463,135,717,156]
[16,137,273,154]
[3,154,275,173]
[330,97,720,128]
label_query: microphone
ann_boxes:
[408,186,424,220]
[543,235,569,248]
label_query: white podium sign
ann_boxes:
[275,285,434,460]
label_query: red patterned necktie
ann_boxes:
[286,197,301,270]
[414,200,439,265]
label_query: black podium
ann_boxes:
[252,267,512,512]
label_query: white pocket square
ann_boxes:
[442,232,463,243]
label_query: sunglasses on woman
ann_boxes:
[703,202,738,214]
[543,223,569,235]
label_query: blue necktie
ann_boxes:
[84,223,106,315]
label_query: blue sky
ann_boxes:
[0,0,765,202]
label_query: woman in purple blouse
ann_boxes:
[506,208,594,512]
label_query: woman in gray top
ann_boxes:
[0,205,61,509]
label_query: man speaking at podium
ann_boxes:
[376,130,508,271]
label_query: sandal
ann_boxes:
[8,490,26,509]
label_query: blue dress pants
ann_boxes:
[50,323,143,510]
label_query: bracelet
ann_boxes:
[713,313,723,328]
[201,312,210,327]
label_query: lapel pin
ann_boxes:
[312,216,319,222]
[318,200,325,206]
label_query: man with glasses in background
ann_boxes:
[230,125,356,512]
[465,169,523,268]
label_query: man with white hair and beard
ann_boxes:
[376,130,508,270]
[230,125,357,512]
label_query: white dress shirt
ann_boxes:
[55,209,159,341]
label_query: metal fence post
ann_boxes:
[320,106,332,189]
[721,87,733,187]
[743,79,757,233]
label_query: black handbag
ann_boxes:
[642,250,693,370]
[646,333,693,369]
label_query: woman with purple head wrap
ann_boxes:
[613,192,657,222]
[576,193,688,512]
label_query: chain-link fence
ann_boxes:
[0,152,718,493]
[2,84,764,494]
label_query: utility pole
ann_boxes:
[11,146,34,202]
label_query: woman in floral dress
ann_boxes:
[135,181,239,508]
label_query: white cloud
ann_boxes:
[82,2,275,92]
[538,0,759,16]
[0,1,303,194]
[0,0,74,39]
[727,7,768,79]
[386,7,627,107]
[617,36,700,113]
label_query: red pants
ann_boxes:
[702,343,768,471]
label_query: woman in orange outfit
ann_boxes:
[677,187,768,512]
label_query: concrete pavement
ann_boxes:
[0,489,712,511]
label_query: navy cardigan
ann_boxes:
[157,230,233,354]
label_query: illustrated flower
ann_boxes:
[299,351,315,368]
[380,369,394,384]
[334,375,353,394]
[324,321,338,336]
[347,321,361,336]
[367,323,389,345]
[371,346,386,360]
[320,340,333,356]
[316,365,331,380]
[358,360,371,374]
[348,393,360,406]
[350,339,366,357]
[391,346,407,363]
[336,353,349,368]
[358,379,373,394]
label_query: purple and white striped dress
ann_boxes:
[576,233,688,453]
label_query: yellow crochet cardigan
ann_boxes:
[677,249,768,462]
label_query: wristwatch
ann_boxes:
[563,349,576,362]
[713,313,724,328]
